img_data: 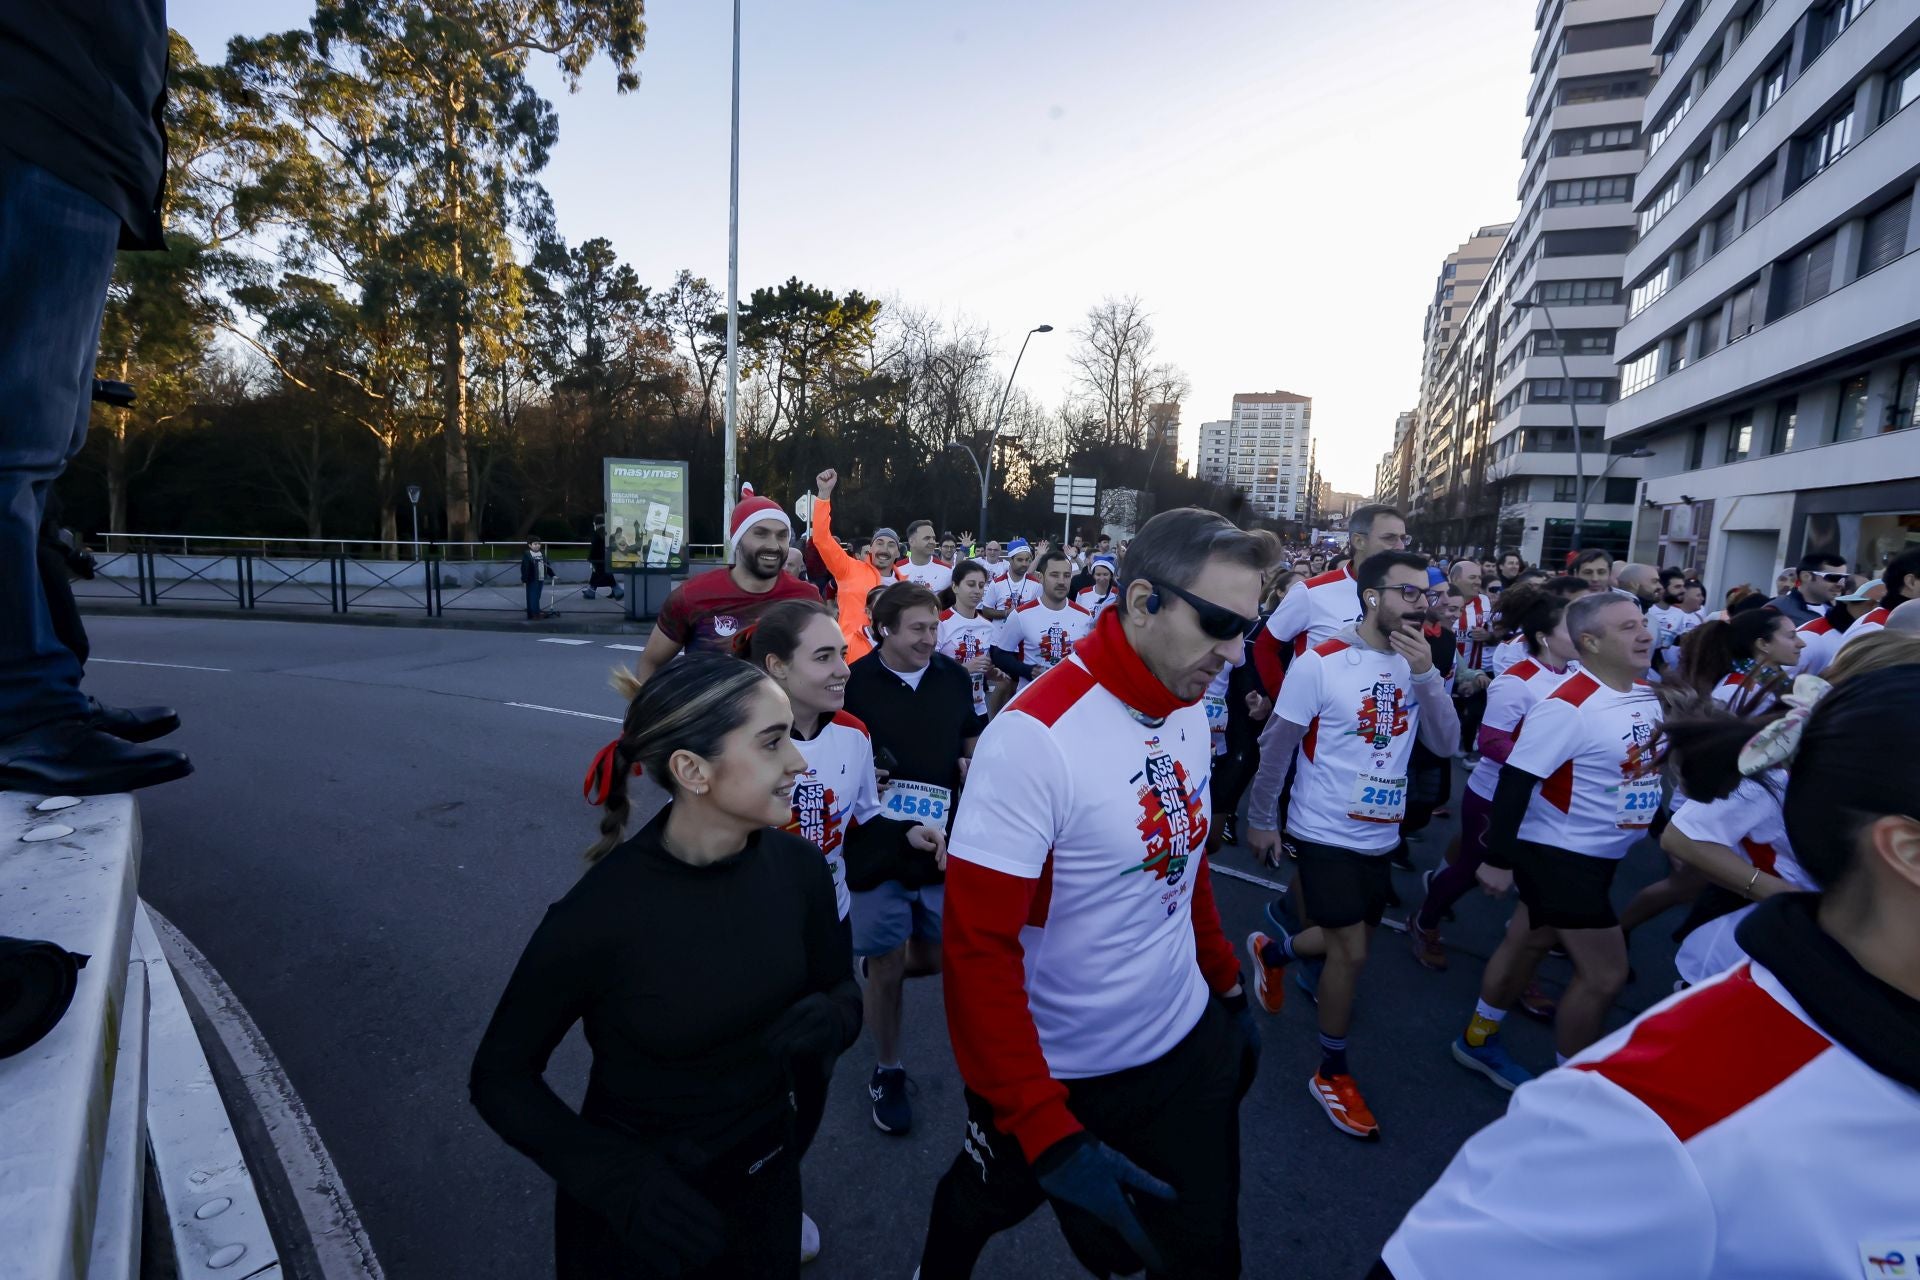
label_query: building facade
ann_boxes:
[1196,392,1314,523]
[1376,409,1418,508]
[1606,0,1920,599]
[1406,224,1512,534]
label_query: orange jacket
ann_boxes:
[810,498,899,661]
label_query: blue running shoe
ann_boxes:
[1451,1036,1533,1092]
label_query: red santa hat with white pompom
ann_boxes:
[729,482,791,550]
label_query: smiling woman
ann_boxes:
[469,656,861,1280]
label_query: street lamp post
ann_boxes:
[959,324,1052,538]
[1582,446,1656,513]
[1510,297,1589,554]
[722,0,743,538]
[406,484,422,560]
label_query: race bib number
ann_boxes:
[1203,694,1229,731]
[1347,771,1408,823]
[883,779,952,825]
[1615,777,1662,828]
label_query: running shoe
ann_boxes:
[1419,868,1456,923]
[1308,1071,1380,1140]
[1409,919,1448,972]
[801,1212,820,1265]
[1452,1036,1533,1091]
[1244,931,1287,1014]
[1220,813,1240,847]
[1518,981,1558,1023]
[869,1067,911,1135]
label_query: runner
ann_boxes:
[937,560,1000,720]
[622,484,819,684]
[1450,591,1661,1092]
[917,508,1275,1279]
[1568,548,1613,589]
[991,549,1092,694]
[844,582,979,1136]
[1793,576,1883,676]
[1410,586,1577,972]
[1241,551,1461,1140]
[1765,552,1847,625]
[897,519,953,593]
[1377,664,1920,1280]
[1450,560,1494,755]
[472,657,860,1280]
[978,540,1009,583]
[1074,554,1120,619]
[1250,503,1407,693]
[1839,548,1920,651]
[1678,605,1802,714]
[981,537,1040,620]
[808,467,902,661]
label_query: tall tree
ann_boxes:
[1065,295,1188,452]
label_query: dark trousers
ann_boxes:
[1208,740,1261,836]
[1456,688,1488,755]
[525,581,545,617]
[919,998,1246,1279]
[0,156,119,738]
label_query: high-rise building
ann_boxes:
[1605,0,1920,595]
[1196,392,1314,522]
[1479,0,1662,566]
[1409,224,1512,520]
[1146,402,1182,473]
[1376,410,1418,507]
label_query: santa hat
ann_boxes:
[730,482,791,549]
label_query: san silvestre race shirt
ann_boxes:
[1507,671,1664,859]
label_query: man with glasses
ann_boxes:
[1252,504,1408,695]
[1241,552,1460,1140]
[1767,553,1848,626]
[919,509,1276,1278]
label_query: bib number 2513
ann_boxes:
[1347,771,1408,823]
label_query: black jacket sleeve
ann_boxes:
[844,814,938,892]
[1485,762,1544,871]
[991,645,1034,681]
[799,847,862,1053]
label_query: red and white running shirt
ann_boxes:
[1489,636,1529,676]
[937,607,996,717]
[1383,962,1920,1280]
[1455,592,1495,672]
[1466,658,1570,800]
[946,656,1216,1078]
[983,571,1039,613]
[1710,670,1781,714]
[898,557,952,593]
[1838,605,1890,651]
[996,598,1093,692]
[1507,671,1663,859]
[1270,635,1442,853]
[1074,586,1119,620]
[1253,565,1363,692]
[1792,614,1846,677]
[781,711,880,920]
[1670,770,1810,890]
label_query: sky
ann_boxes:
[173,0,1537,494]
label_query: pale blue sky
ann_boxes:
[173,0,1537,493]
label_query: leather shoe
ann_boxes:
[85,697,180,744]
[0,719,193,796]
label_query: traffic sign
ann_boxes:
[793,493,814,525]
[1053,476,1097,516]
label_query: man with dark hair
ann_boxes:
[899,518,953,593]
[1768,552,1848,625]
[1657,565,1686,605]
[1838,548,1920,651]
[1251,503,1408,694]
[1568,548,1614,589]
[1242,551,1460,1139]
[920,507,1276,1278]
[991,549,1091,693]
[810,468,903,660]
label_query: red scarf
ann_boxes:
[1074,606,1190,720]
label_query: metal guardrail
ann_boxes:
[96,533,730,562]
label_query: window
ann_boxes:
[1860,194,1912,275]
[1537,279,1621,306]
[1769,235,1837,319]
[1564,16,1656,54]
[1680,232,1704,280]
[1688,425,1707,469]
[1727,281,1759,342]
[1649,94,1694,155]
[1604,477,1638,505]
[1760,56,1787,113]
[1529,378,1616,404]
[1639,180,1681,234]
[1770,397,1798,454]
[1736,2,1762,43]
[1807,0,1873,62]
[1629,265,1673,318]
[1710,207,1739,258]
[1836,375,1871,441]
[1552,126,1638,156]
[1727,98,1752,142]
[1622,348,1660,396]
[1890,362,1919,432]
[1725,412,1754,463]
[1689,146,1714,185]
[1533,330,1613,356]
[1559,73,1653,105]
[1697,308,1723,357]
[1552,478,1579,503]
[1888,47,1920,123]
[1743,164,1779,228]
[1792,107,1855,189]
[1664,331,1690,376]
[1547,177,1634,206]
[1542,227,1635,258]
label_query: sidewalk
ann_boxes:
[75,578,657,635]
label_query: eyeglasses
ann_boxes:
[1150,580,1263,641]
[1375,583,1442,605]
[1372,533,1411,549]
[1807,572,1849,585]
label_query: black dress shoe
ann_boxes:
[0,719,192,796]
[85,697,180,744]
[1220,813,1240,847]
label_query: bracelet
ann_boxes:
[1745,866,1761,896]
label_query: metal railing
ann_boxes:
[96,533,729,562]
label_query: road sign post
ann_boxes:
[1053,476,1098,543]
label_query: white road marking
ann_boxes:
[536,638,594,646]
[91,657,231,672]
[1207,861,1406,932]
[506,701,623,724]
[145,905,386,1280]
[605,643,647,652]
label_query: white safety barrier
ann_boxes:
[0,794,280,1280]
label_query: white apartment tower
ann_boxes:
[1197,392,1314,523]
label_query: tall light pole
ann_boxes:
[1509,297,1586,553]
[1582,445,1655,512]
[406,484,421,560]
[969,324,1052,537]
[722,0,743,537]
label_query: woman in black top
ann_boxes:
[470,657,861,1279]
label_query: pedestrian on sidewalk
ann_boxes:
[583,516,624,602]
[521,537,558,619]
[471,657,861,1280]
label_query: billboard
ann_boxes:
[604,458,689,571]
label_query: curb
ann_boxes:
[78,601,656,637]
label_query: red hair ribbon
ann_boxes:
[583,739,642,806]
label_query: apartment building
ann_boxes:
[1376,410,1418,508]
[1196,392,1314,523]
[1606,0,1920,596]
[1407,224,1512,525]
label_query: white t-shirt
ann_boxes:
[1710,670,1779,714]
[1384,961,1918,1280]
[1203,663,1233,757]
[996,598,1094,692]
[981,558,1010,582]
[1489,636,1529,676]
[1455,593,1495,673]
[1670,771,1809,890]
[1838,604,1890,651]
[1792,614,1846,677]
[937,607,996,716]
[1646,604,1703,671]
[1466,657,1570,799]
[1075,586,1119,620]
[1262,566,1361,659]
[781,710,881,921]
[1507,671,1664,860]
[1272,634,1439,853]
[983,571,1039,613]
[897,557,952,593]
[947,655,1214,1079]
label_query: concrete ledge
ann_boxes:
[88,957,148,1280]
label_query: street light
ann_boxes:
[956,324,1052,539]
[1583,445,1655,513]
[1508,296,1589,549]
[722,0,744,539]
[406,484,422,560]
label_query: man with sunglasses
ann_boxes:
[1241,551,1460,1140]
[1767,553,1848,626]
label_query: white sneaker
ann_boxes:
[801,1211,820,1264]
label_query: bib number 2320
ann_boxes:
[883,780,951,824]
[1347,771,1408,823]
[1614,777,1661,828]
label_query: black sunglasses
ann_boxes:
[1151,580,1262,640]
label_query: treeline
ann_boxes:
[66,3,1246,548]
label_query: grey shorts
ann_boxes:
[851,881,943,957]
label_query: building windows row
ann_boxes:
[1622,348,1659,396]
[1562,16,1655,57]
[1551,126,1638,156]
[1791,105,1856,192]
[1534,330,1614,356]
[1535,278,1620,307]
[1629,265,1673,319]
[1558,72,1653,106]
[1770,234,1838,320]
[1528,378,1617,404]
[1639,179,1681,234]
[1546,176,1633,206]
[1649,92,1693,156]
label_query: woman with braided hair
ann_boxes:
[470,656,861,1279]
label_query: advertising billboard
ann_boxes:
[604,458,689,571]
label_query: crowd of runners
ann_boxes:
[468,470,1920,1279]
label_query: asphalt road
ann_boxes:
[80,613,1685,1280]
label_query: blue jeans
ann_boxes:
[525,581,544,617]
[0,156,121,739]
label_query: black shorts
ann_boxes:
[1289,837,1393,929]
[1511,840,1621,931]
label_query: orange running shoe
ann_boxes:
[1409,919,1448,971]
[1244,931,1287,1014]
[1518,980,1559,1022]
[1308,1071,1381,1140]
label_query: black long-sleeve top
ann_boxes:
[469,808,859,1225]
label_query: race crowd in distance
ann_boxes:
[464,471,1920,1279]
